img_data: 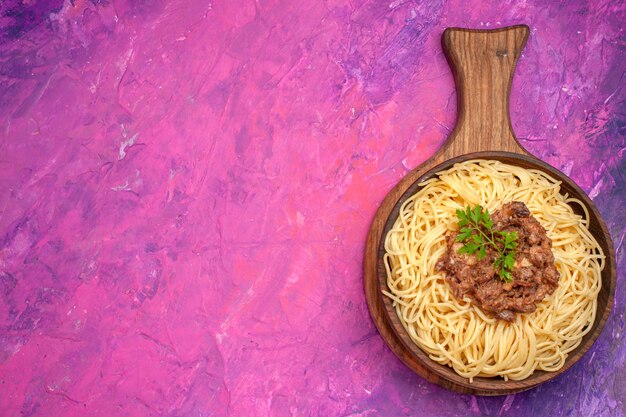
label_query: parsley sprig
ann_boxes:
[455,205,518,283]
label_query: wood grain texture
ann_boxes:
[364,25,616,396]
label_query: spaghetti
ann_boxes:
[383,159,604,381]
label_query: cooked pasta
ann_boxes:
[383,159,604,381]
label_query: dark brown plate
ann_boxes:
[363,25,616,396]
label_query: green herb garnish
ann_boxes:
[455,205,518,283]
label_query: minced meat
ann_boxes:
[436,201,559,321]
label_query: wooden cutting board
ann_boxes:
[363,25,616,395]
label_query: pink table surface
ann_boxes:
[1,0,624,416]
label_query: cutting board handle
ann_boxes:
[442,25,529,156]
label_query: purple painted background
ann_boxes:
[0,0,624,416]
